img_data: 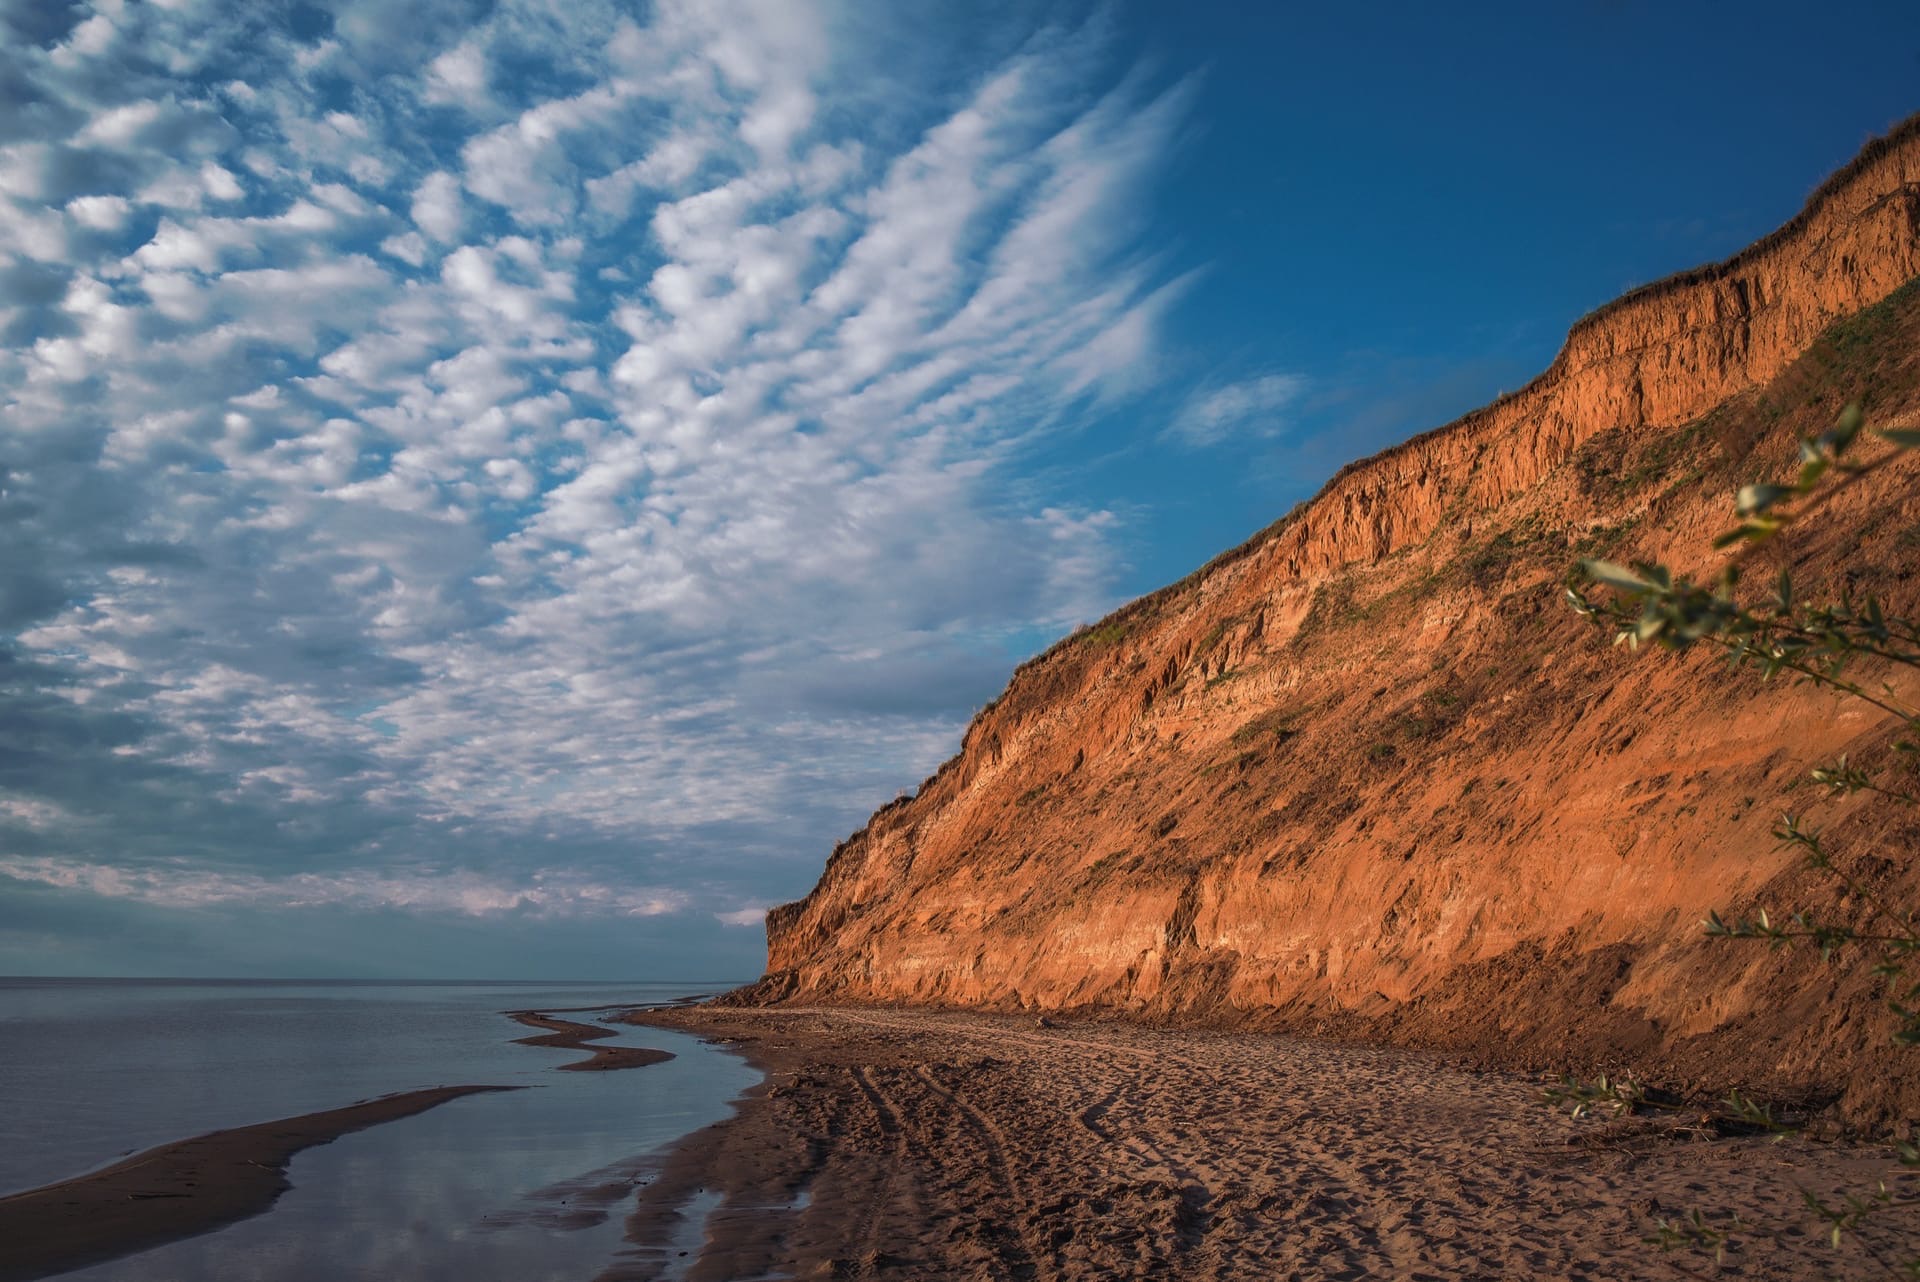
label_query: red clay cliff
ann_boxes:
[742,117,1920,1125]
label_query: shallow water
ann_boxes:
[54,1018,757,1282]
[0,979,756,1282]
[0,977,731,1194]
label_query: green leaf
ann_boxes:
[1581,559,1651,592]
[1879,427,1920,448]
[1737,484,1791,516]
[1714,517,1784,548]
[1832,400,1865,450]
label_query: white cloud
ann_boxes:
[66,195,134,229]
[0,797,69,830]
[0,856,686,918]
[0,1,1190,954]
[411,171,465,243]
[1169,373,1308,446]
[425,39,489,108]
[79,99,166,147]
[382,230,430,266]
[200,161,245,201]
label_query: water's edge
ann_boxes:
[0,981,757,1282]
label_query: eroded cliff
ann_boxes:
[746,117,1920,1121]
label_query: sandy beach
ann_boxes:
[609,1005,1920,1281]
[12,1000,1915,1281]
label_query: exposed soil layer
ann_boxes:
[0,1085,515,1282]
[508,1010,676,1071]
[605,1006,1918,1281]
[749,118,1920,1129]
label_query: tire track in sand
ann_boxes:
[846,1065,912,1275]
[838,1009,1220,1263]
[625,1005,1916,1280]
[907,1063,1050,1282]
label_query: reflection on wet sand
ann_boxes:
[0,1085,518,1282]
[42,1016,757,1282]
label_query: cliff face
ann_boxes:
[748,118,1920,1119]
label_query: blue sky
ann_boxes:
[0,0,1915,980]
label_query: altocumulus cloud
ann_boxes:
[0,0,1192,974]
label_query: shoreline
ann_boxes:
[1,1005,677,1281]
[607,1004,1919,1280]
[0,1085,515,1282]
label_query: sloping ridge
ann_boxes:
[744,115,1920,1122]
[1243,110,1920,586]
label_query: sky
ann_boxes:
[1,0,1916,980]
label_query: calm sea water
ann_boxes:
[0,978,757,1281]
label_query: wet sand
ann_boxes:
[0,1085,515,1282]
[508,1010,676,1071]
[607,1005,1920,1280]
[3,1006,675,1281]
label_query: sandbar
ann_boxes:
[3,1006,675,1279]
[0,1084,516,1282]
[507,1010,675,1071]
